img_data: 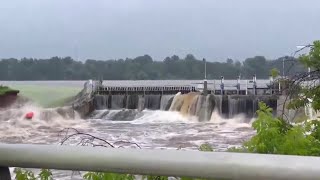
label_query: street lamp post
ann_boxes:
[220,76,224,95]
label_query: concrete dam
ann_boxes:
[79,78,280,121]
[93,93,278,121]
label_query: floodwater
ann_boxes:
[0,81,256,179]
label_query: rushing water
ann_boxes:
[0,103,254,149]
[0,101,255,179]
[0,81,258,179]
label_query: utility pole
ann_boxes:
[203,58,207,96]
[308,46,311,78]
[282,57,285,78]
[203,58,207,79]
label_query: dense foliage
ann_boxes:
[0,54,306,80]
[241,102,320,155]
[15,168,53,180]
[232,40,320,154]
[288,40,320,111]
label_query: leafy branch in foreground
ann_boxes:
[286,40,320,113]
[15,168,52,180]
[230,102,320,156]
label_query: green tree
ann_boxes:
[289,40,320,111]
[238,102,320,156]
[0,54,307,80]
[242,56,268,78]
[226,58,234,64]
[270,68,279,78]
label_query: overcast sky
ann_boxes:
[0,0,319,61]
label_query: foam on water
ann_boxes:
[132,110,198,124]
[1,100,255,180]
[0,101,90,144]
[0,101,255,146]
[210,109,254,128]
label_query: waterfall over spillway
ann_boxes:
[126,95,139,109]
[92,93,278,121]
[138,95,145,111]
[228,96,256,119]
[94,95,108,110]
[144,95,161,110]
[169,92,184,111]
[160,95,174,110]
[180,92,199,116]
[111,95,125,109]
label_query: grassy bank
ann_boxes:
[8,84,81,107]
[0,85,19,95]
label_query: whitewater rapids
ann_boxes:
[0,101,255,150]
[1,101,255,179]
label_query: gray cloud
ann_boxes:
[0,0,319,61]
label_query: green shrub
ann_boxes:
[0,86,19,95]
[240,102,320,156]
[83,172,135,180]
[15,168,52,180]
[198,143,213,152]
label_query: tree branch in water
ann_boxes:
[58,128,141,149]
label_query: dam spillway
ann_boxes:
[74,79,280,121]
[93,94,278,121]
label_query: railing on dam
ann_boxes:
[0,143,320,180]
[96,86,199,95]
[95,84,282,96]
[94,78,284,96]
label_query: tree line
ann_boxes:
[0,54,307,80]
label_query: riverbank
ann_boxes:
[0,86,19,108]
[1,84,80,108]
